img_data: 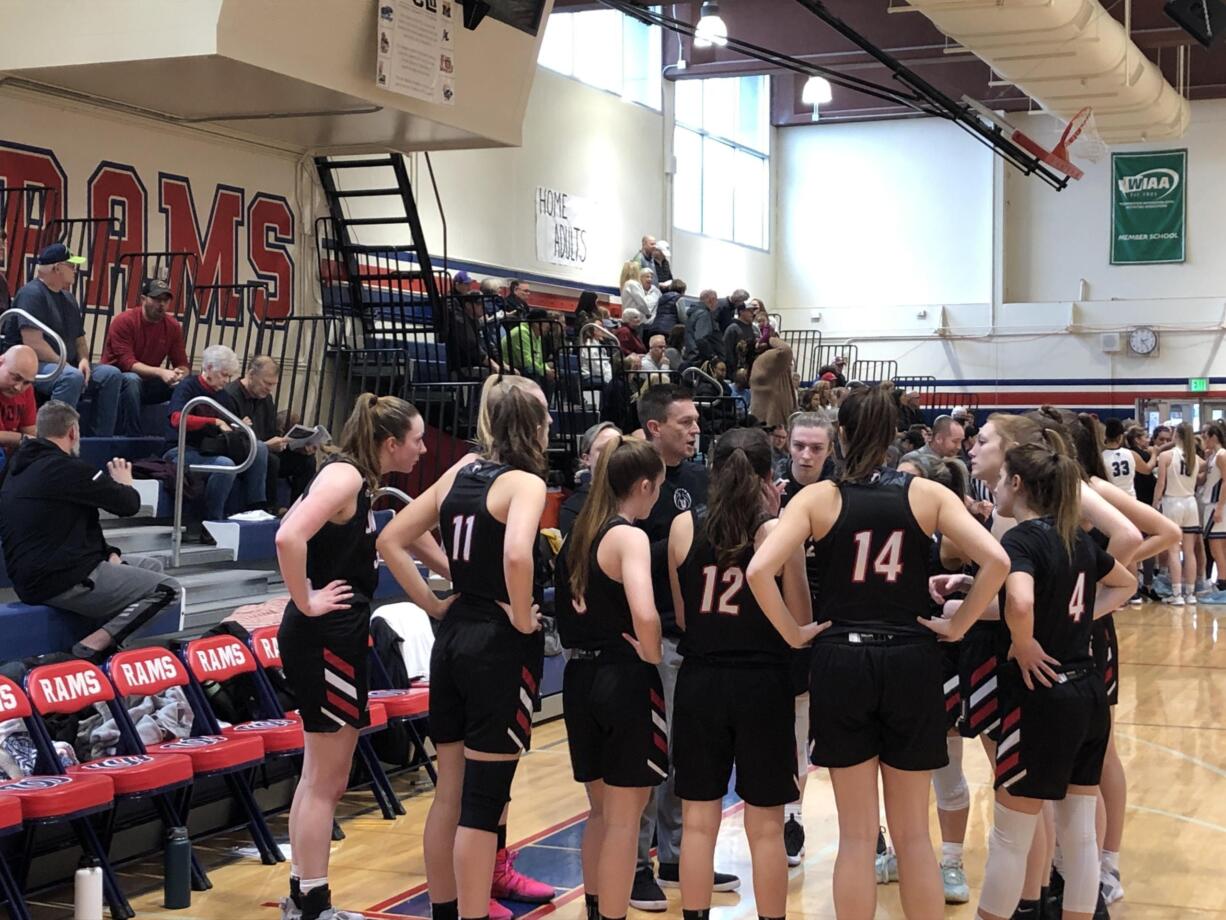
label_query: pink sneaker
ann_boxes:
[489,899,513,920]
[491,849,556,903]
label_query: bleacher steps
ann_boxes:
[175,569,276,605]
[104,524,184,554]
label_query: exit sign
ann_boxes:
[1190,378,1210,392]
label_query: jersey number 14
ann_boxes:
[850,530,905,584]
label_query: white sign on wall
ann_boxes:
[535,186,598,269]
[375,0,456,106]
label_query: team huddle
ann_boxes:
[272,376,1176,920]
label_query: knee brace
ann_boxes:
[932,736,970,811]
[978,802,1040,919]
[1052,795,1098,914]
[459,758,518,832]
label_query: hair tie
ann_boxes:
[367,393,379,408]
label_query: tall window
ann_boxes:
[673,75,770,249]
[538,9,662,110]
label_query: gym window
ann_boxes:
[538,8,663,111]
[673,75,771,250]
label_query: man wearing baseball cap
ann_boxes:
[2,243,123,435]
[100,277,190,435]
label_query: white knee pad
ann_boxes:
[978,803,1040,918]
[794,693,810,769]
[1053,795,1099,914]
[933,736,970,811]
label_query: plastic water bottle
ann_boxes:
[73,859,103,920]
[163,826,192,909]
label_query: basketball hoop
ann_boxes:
[962,97,1107,182]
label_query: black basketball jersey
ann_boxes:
[678,509,791,664]
[811,468,933,636]
[780,477,821,602]
[1000,518,1116,668]
[303,457,378,599]
[555,517,636,654]
[439,460,518,613]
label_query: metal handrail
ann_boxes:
[579,322,619,346]
[5,308,67,382]
[171,395,259,567]
[681,365,720,390]
[373,486,411,506]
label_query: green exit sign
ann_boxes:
[1190,378,1210,392]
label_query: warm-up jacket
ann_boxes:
[0,439,141,603]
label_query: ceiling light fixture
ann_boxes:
[694,2,728,48]
[801,75,833,106]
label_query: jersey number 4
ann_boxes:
[450,514,475,562]
[1068,572,1086,622]
[699,565,743,616]
[851,530,905,584]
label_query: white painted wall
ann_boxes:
[403,69,666,291]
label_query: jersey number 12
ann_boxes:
[450,514,475,562]
[699,565,743,616]
[851,530,905,584]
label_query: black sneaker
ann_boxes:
[628,867,667,912]
[656,862,740,892]
[784,815,805,866]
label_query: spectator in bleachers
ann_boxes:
[503,308,556,400]
[479,277,508,316]
[505,279,531,315]
[896,389,926,430]
[633,235,657,271]
[164,344,269,532]
[446,292,502,379]
[0,400,181,662]
[723,299,757,375]
[683,289,723,367]
[574,290,600,332]
[730,368,751,413]
[817,355,849,388]
[621,266,661,328]
[650,278,685,338]
[600,353,637,432]
[453,269,479,296]
[715,288,749,333]
[641,334,671,373]
[749,337,796,428]
[4,243,123,436]
[100,278,190,437]
[665,324,685,371]
[752,299,776,344]
[0,345,38,458]
[558,421,622,537]
[651,240,674,291]
[221,357,315,511]
[615,307,648,357]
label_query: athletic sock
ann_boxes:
[1101,849,1120,873]
[1012,897,1039,918]
[941,842,964,864]
[496,824,508,853]
[432,899,459,920]
[289,874,302,907]
[783,802,802,821]
[682,910,710,920]
[299,877,328,895]
[585,892,599,920]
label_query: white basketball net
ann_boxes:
[1058,107,1108,163]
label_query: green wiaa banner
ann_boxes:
[1111,150,1187,265]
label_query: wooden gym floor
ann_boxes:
[23,601,1226,919]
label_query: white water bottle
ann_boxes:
[74,862,103,920]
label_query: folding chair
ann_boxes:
[0,676,127,919]
[246,627,404,819]
[366,639,435,785]
[106,647,282,866]
[0,794,30,920]
[23,661,205,892]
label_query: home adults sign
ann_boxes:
[1111,150,1186,265]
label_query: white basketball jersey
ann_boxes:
[1204,449,1223,506]
[1102,447,1136,497]
[1165,446,1199,498]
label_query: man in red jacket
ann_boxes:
[100,278,190,436]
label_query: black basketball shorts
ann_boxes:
[673,659,798,808]
[790,645,813,697]
[429,610,545,755]
[278,600,372,733]
[941,621,1002,738]
[809,636,948,772]
[1090,615,1120,706]
[563,655,668,788]
[993,665,1109,800]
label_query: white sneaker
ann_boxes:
[1187,593,1198,605]
[1101,867,1125,904]
[875,850,898,884]
[1170,594,1186,606]
[941,859,970,904]
[1196,578,1213,594]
